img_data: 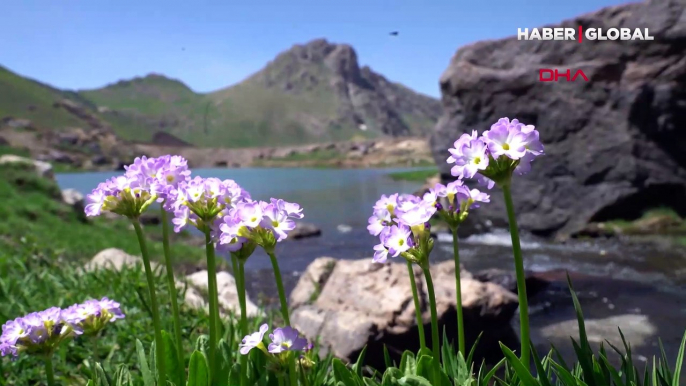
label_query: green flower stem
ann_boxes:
[132,221,168,385]
[451,227,466,357]
[44,355,55,386]
[406,261,426,350]
[288,354,298,386]
[237,261,249,386]
[278,376,286,386]
[160,207,185,369]
[502,184,531,368]
[92,335,99,363]
[237,262,249,335]
[268,251,291,326]
[231,254,239,286]
[203,229,220,382]
[421,265,441,378]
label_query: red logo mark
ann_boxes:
[539,69,589,82]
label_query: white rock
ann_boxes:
[185,270,263,318]
[0,154,54,179]
[83,248,160,272]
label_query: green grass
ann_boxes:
[387,168,438,181]
[0,145,31,158]
[604,207,685,231]
[601,207,686,248]
[0,244,210,385]
[0,162,204,264]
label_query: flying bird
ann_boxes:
[389,31,399,36]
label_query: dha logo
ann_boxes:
[518,26,654,42]
[539,69,589,82]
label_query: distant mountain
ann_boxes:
[10,38,440,148]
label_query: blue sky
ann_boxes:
[2,0,631,98]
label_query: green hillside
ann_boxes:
[1,39,441,148]
[0,65,93,129]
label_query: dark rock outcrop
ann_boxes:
[430,0,686,238]
[151,131,193,147]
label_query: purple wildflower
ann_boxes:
[441,180,464,206]
[268,327,309,354]
[85,182,108,217]
[449,138,490,179]
[217,197,304,254]
[169,176,251,234]
[383,225,413,257]
[218,209,248,252]
[84,170,156,219]
[235,200,264,228]
[62,298,124,336]
[519,124,544,156]
[482,118,528,160]
[422,184,444,206]
[446,130,479,164]
[374,194,399,213]
[240,324,269,355]
[514,152,536,176]
[372,243,390,263]
[459,188,490,209]
[261,202,297,241]
[445,117,544,187]
[1,307,81,357]
[475,173,496,190]
[396,200,436,228]
[367,209,391,236]
[272,198,304,219]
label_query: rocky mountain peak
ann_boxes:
[241,38,439,136]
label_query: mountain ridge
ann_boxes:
[1,38,439,148]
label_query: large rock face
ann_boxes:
[430,0,686,238]
[290,257,520,368]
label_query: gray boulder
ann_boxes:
[290,257,519,367]
[430,0,686,238]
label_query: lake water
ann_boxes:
[55,167,427,271]
[55,167,686,367]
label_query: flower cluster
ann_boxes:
[426,180,490,229]
[62,297,125,336]
[1,307,81,357]
[240,324,310,356]
[167,176,252,234]
[218,198,304,255]
[0,299,125,358]
[446,118,543,187]
[367,193,437,264]
[239,324,315,374]
[85,155,191,218]
[368,181,490,264]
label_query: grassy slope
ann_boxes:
[81,62,377,148]
[0,66,153,139]
[0,66,87,129]
[0,162,204,263]
[0,162,204,384]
